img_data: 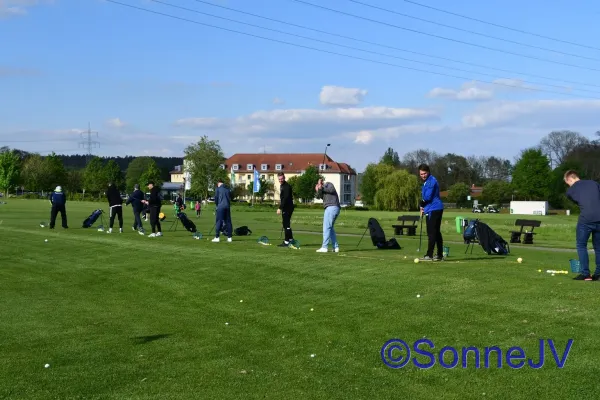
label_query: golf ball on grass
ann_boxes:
[416,294,421,298]
[517,257,523,263]
[45,239,48,242]
[414,258,419,263]
[44,364,50,368]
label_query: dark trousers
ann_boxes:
[576,222,600,276]
[281,208,294,242]
[50,204,67,228]
[215,207,232,238]
[109,205,123,229]
[426,209,444,257]
[132,210,143,230]
[150,206,162,233]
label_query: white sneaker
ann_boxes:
[316,248,328,253]
[148,233,156,238]
[132,227,136,231]
[119,228,123,233]
[156,232,163,237]
[334,247,339,253]
[212,237,220,242]
[138,230,145,236]
[107,228,112,234]
[227,237,232,242]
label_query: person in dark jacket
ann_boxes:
[126,183,145,235]
[277,172,295,247]
[142,181,163,237]
[315,178,340,253]
[49,185,68,229]
[564,170,600,281]
[106,182,124,233]
[212,179,232,242]
[418,164,444,261]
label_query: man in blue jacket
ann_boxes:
[49,185,68,229]
[419,164,444,261]
[126,183,145,235]
[212,178,233,242]
[564,170,600,281]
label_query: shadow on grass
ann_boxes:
[132,333,173,344]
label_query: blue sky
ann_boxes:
[1,0,600,172]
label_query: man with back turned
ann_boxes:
[277,172,295,247]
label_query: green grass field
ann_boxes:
[1,199,599,399]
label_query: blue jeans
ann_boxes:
[576,222,600,276]
[322,206,341,249]
[215,207,232,238]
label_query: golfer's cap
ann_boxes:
[55,186,62,192]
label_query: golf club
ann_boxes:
[417,214,424,253]
[321,143,330,172]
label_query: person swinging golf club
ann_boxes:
[418,164,444,261]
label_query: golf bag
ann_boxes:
[177,212,196,233]
[475,221,510,255]
[82,209,104,228]
[463,219,478,243]
[234,226,252,236]
[368,218,401,250]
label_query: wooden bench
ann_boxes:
[392,215,421,236]
[510,219,541,244]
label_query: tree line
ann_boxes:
[359,130,600,211]
[1,130,599,210]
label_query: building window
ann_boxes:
[247,164,253,170]
[319,164,327,171]
[344,194,351,203]
[261,175,265,179]
[232,164,239,171]
[275,164,282,170]
[344,184,351,193]
[261,164,268,171]
[247,175,251,180]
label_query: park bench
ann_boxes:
[510,219,541,244]
[392,215,421,236]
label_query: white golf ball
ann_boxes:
[45,239,48,242]
[417,294,421,298]
[44,364,50,368]
[517,257,523,263]
[310,308,314,311]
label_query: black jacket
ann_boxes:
[106,186,123,207]
[126,189,145,212]
[149,186,162,207]
[279,181,294,211]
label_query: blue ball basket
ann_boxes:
[569,259,581,273]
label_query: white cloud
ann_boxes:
[354,130,373,144]
[428,82,494,101]
[174,106,440,139]
[319,85,368,106]
[462,99,600,129]
[0,0,53,18]
[272,97,285,105]
[106,118,126,128]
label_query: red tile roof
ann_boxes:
[224,153,357,175]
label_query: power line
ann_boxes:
[345,0,600,61]
[291,0,600,73]
[403,0,600,52]
[188,0,600,90]
[105,0,600,100]
[146,0,600,96]
[78,123,100,164]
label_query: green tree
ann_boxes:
[0,149,22,197]
[125,156,154,190]
[296,165,323,203]
[547,161,584,211]
[380,147,400,167]
[20,154,47,192]
[139,159,163,190]
[373,170,420,211]
[247,177,274,201]
[230,183,247,200]
[45,152,67,191]
[359,163,396,206]
[481,180,513,205]
[287,176,301,202]
[184,136,226,199]
[103,159,125,190]
[511,148,552,200]
[65,169,84,195]
[83,157,106,195]
[446,182,471,207]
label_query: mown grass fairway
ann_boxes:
[1,200,599,399]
